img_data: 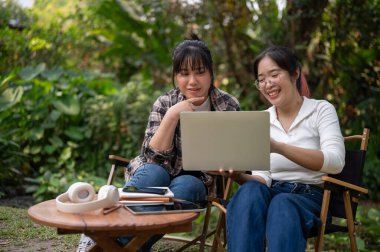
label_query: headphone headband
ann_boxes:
[56,182,119,213]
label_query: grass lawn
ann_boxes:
[0,199,212,252]
[1,197,379,252]
[0,205,80,252]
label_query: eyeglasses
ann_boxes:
[254,71,283,90]
[254,79,274,90]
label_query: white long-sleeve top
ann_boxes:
[252,97,345,187]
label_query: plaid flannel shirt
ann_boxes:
[126,86,240,187]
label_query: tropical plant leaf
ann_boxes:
[51,95,80,115]
[368,208,380,220]
[41,66,64,81]
[64,126,84,141]
[0,86,24,112]
[18,63,46,81]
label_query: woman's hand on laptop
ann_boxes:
[206,169,255,185]
[206,168,244,180]
[206,169,264,185]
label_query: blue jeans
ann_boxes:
[126,163,207,201]
[227,180,324,252]
[118,163,207,251]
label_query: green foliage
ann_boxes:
[312,0,380,199]
[0,64,159,201]
[0,0,379,205]
[358,207,380,250]
[322,205,380,251]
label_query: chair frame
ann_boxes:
[174,176,233,252]
[106,155,230,252]
[315,127,370,252]
[206,127,371,252]
[106,155,131,186]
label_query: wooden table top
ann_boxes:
[28,199,200,233]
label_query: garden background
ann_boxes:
[0,0,379,251]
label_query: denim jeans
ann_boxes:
[118,163,207,251]
[226,180,324,252]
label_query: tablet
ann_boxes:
[124,201,206,215]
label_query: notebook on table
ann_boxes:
[180,111,270,171]
[118,187,174,205]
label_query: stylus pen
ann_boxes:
[103,204,122,215]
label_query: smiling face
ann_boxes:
[175,59,211,106]
[257,56,300,108]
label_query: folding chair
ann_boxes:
[105,155,233,252]
[208,177,233,252]
[172,175,234,252]
[313,127,370,252]
[205,128,371,252]
[106,155,131,186]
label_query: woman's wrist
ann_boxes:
[166,106,180,121]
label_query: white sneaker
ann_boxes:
[76,234,95,252]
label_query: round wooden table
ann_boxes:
[28,199,199,251]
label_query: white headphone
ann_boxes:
[56,182,119,213]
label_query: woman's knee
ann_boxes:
[127,163,170,187]
[267,193,299,220]
[270,194,296,209]
[170,175,206,201]
[228,180,271,212]
[235,180,270,201]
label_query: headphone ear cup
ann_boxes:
[68,182,95,203]
[98,185,119,206]
[98,185,111,199]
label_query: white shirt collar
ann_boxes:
[267,97,317,130]
[194,97,211,111]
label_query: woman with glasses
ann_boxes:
[218,45,345,252]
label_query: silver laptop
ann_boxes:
[180,111,270,171]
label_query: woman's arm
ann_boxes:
[271,101,345,173]
[232,173,267,185]
[270,140,324,171]
[149,97,204,151]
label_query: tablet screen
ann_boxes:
[124,201,206,215]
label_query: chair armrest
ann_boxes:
[107,155,131,185]
[212,201,227,214]
[207,196,229,214]
[321,175,368,194]
[108,155,131,167]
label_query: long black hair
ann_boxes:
[253,46,302,93]
[171,34,214,88]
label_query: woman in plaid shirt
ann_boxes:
[77,34,240,252]
[119,34,240,251]
[125,34,240,202]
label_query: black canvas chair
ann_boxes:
[202,127,370,252]
[313,127,370,251]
